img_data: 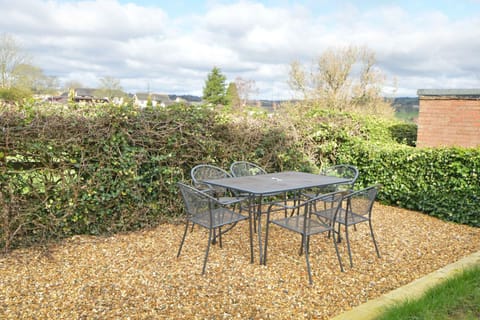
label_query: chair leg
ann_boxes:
[212,229,217,245]
[337,222,342,242]
[218,227,223,248]
[345,225,353,267]
[248,210,254,264]
[369,220,381,258]
[177,221,189,258]
[303,235,313,285]
[202,229,213,275]
[331,228,345,272]
[299,234,304,255]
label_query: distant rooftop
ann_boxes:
[417,89,480,97]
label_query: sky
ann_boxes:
[2,0,480,99]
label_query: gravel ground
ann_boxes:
[1,203,479,319]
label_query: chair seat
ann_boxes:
[191,207,249,229]
[315,208,369,226]
[314,185,381,267]
[271,215,332,236]
[312,207,339,220]
[217,196,247,206]
[264,190,346,284]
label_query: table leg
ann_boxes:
[257,195,264,264]
[248,195,254,263]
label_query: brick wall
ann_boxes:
[417,90,480,148]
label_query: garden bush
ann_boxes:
[337,141,479,227]
[0,101,478,252]
[0,102,300,250]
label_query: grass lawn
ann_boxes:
[394,109,418,122]
[375,264,480,320]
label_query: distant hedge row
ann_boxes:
[0,101,477,251]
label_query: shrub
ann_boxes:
[0,87,32,102]
[338,142,480,226]
[1,101,478,252]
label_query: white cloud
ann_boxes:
[1,0,479,98]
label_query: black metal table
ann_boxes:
[204,171,351,264]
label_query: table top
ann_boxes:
[203,171,351,195]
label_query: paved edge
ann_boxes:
[331,250,480,320]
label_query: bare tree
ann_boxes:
[95,76,124,100]
[287,45,393,116]
[317,46,357,110]
[234,77,258,106]
[64,80,83,91]
[287,60,310,100]
[0,33,30,88]
[13,63,58,94]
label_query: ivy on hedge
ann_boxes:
[1,101,478,252]
[338,142,479,227]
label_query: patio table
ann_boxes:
[203,171,351,264]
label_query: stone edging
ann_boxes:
[331,250,480,320]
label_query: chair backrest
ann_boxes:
[191,164,232,195]
[177,182,212,222]
[321,164,359,190]
[344,185,378,218]
[230,161,267,177]
[303,191,346,233]
[310,190,345,213]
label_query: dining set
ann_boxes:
[176,161,381,284]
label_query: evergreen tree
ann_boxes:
[226,82,241,109]
[202,66,228,105]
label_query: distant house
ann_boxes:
[45,88,109,103]
[134,92,175,108]
[417,89,480,148]
[73,88,109,103]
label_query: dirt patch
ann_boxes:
[1,203,479,319]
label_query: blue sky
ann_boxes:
[120,0,480,19]
[2,0,480,98]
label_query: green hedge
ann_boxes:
[338,142,480,226]
[0,101,478,251]
[0,102,301,250]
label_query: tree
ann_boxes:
[13,63,58,94]
[288,45,393,116]
[0,33,30,89]
[234,77,258,106]
[202,66,228,105]
[95,76,124,100]
[64,80,83,91]
[0,33,58,96]
[226,82,241,109]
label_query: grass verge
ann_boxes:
[375,264,480,320]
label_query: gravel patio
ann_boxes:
[1,203,479,319]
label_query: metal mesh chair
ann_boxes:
[304,164,359,199]
[191,164,246,206]
[230,161,282,197]
[321,164,359,190]
[264,191,346,284]
[230,161,292,222]
[177,182,253,274]
[230,161,267,177]
[314,185,380,267]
